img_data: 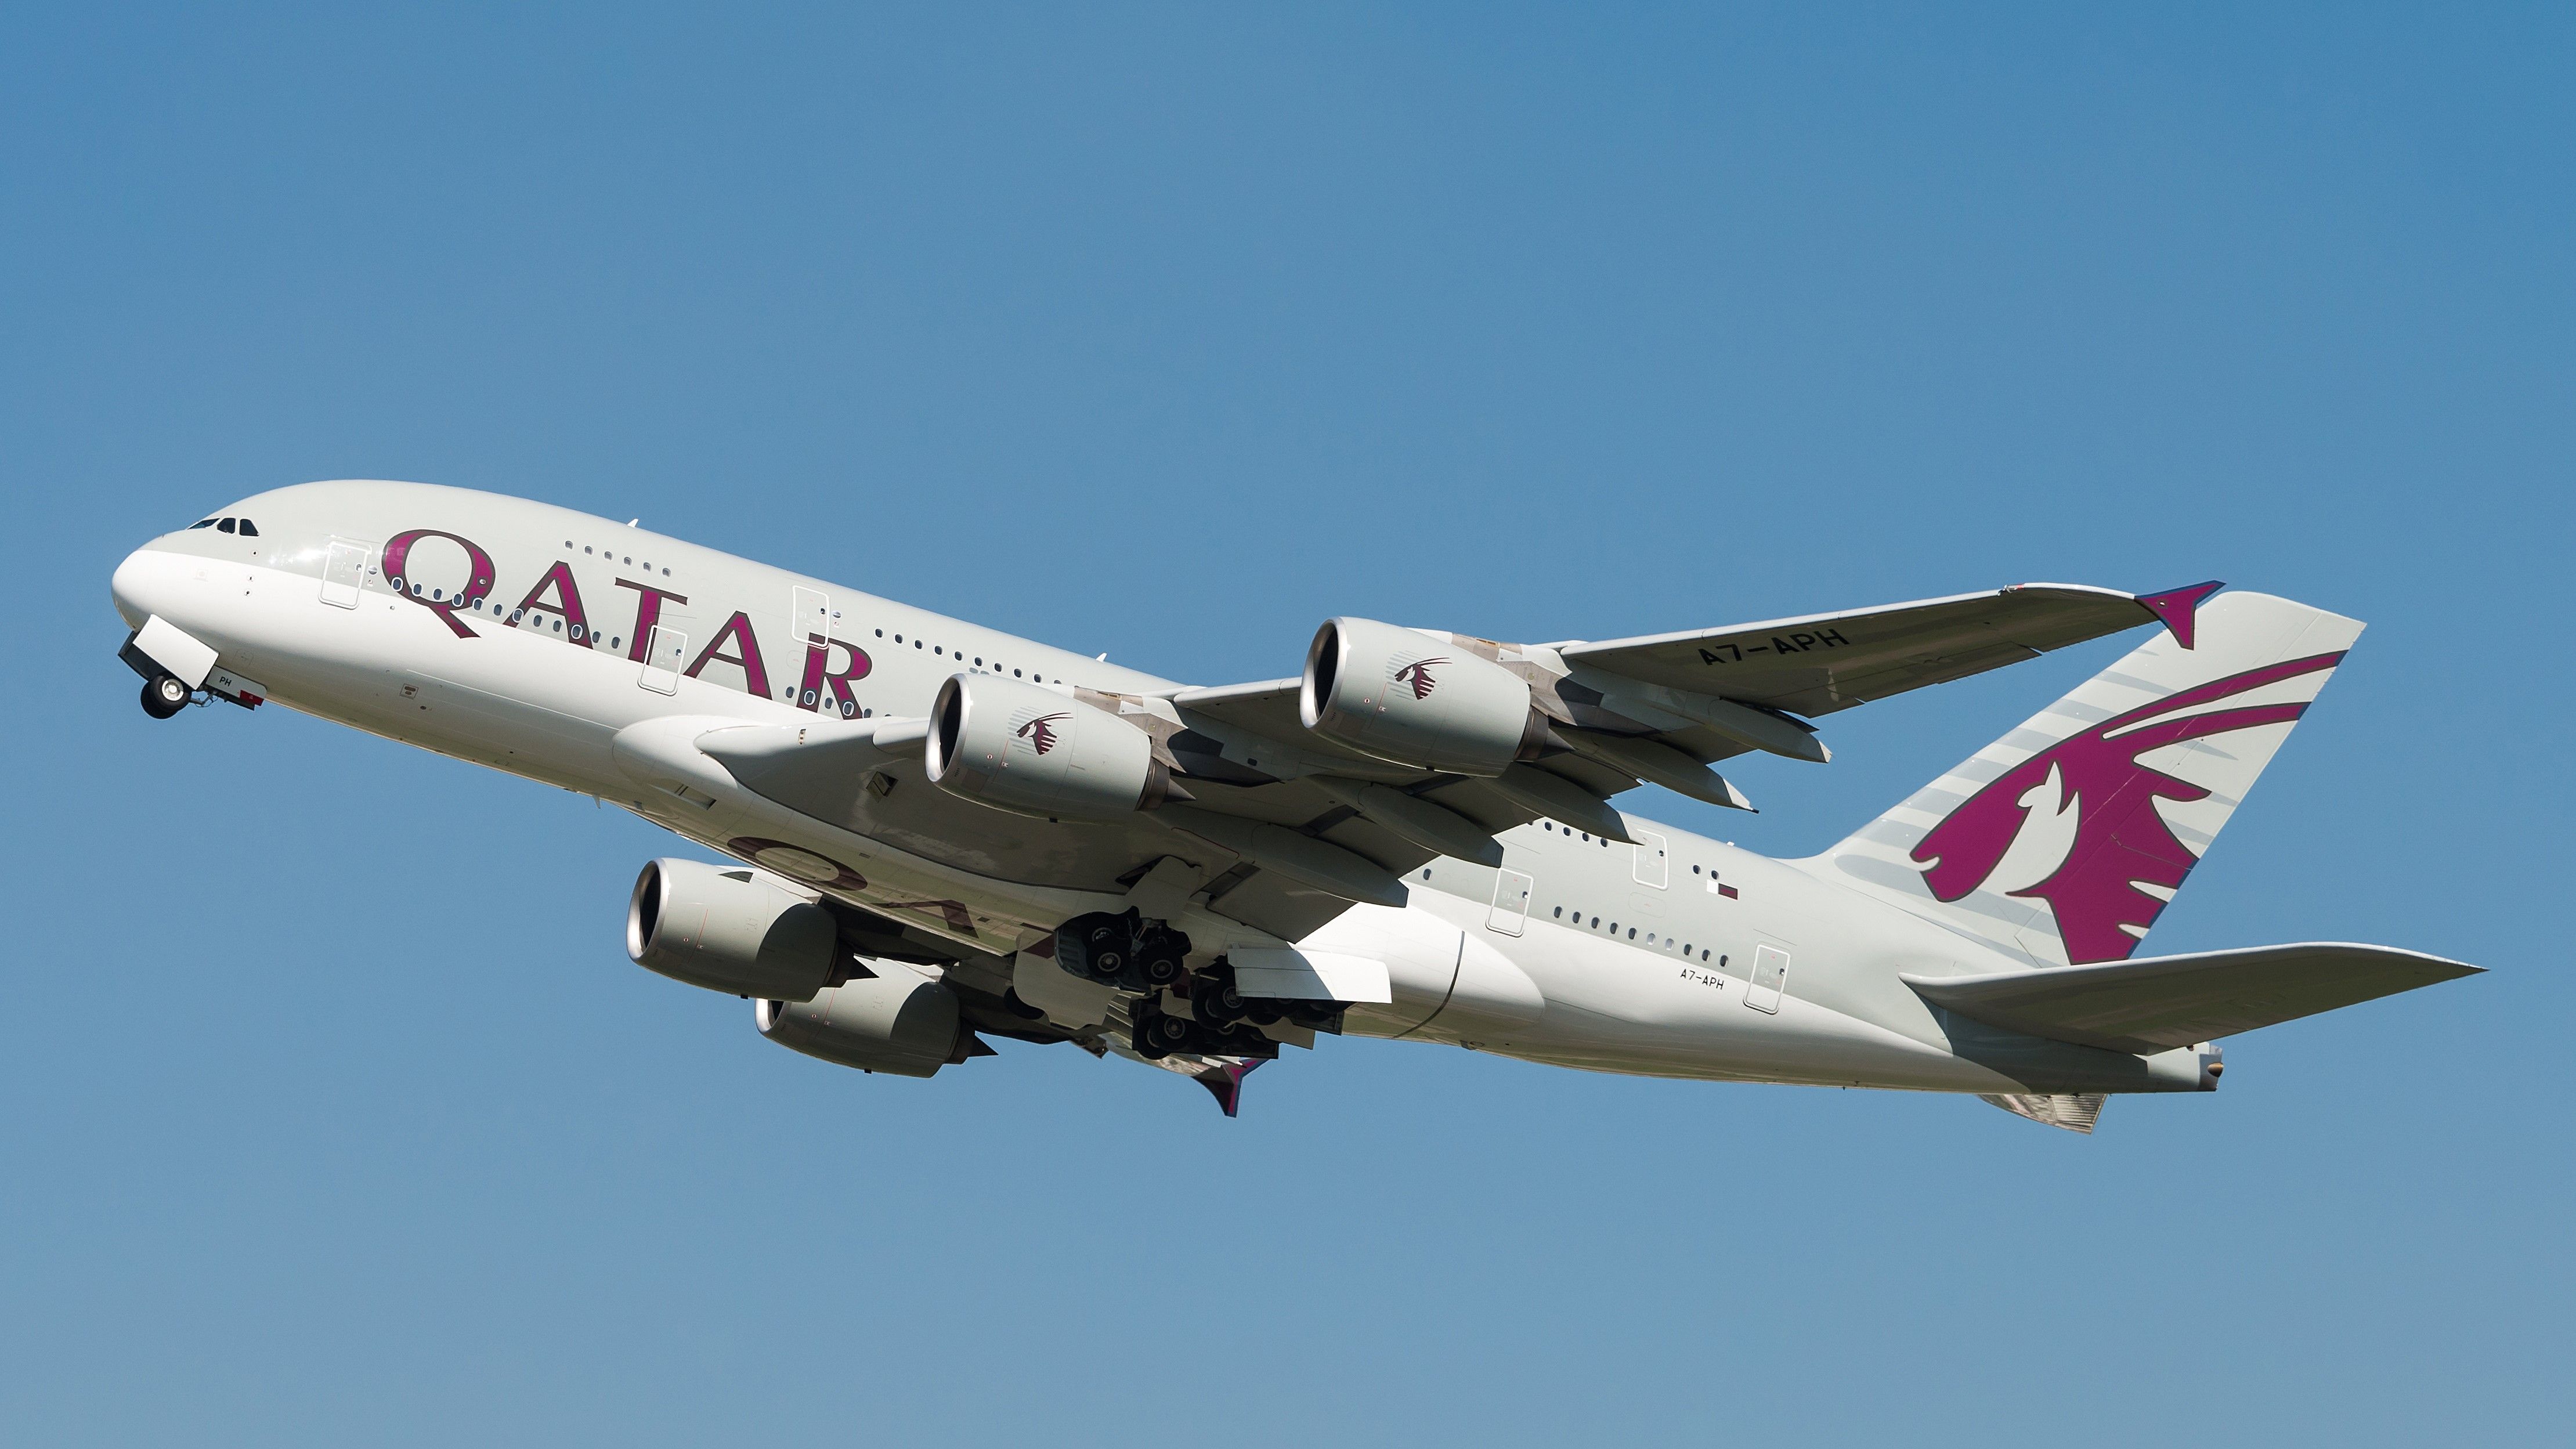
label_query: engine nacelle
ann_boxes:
[924,673,1174,820]
[753,971,963,1078]
[1300,617,1549,776]
[627,858,839,1002]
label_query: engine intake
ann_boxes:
[924,673,1173,820]
[627,858,839,1001]
[1300,617,1549,776]
[753,971,964,1078]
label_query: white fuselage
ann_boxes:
[111,480,2208,1097]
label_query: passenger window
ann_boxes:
[237,519,259,537]
[218,518,236,533]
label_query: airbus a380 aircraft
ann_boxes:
[111,481,2476,1130]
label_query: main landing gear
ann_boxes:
[1051,909,1348,1062]
[139,674,192,720]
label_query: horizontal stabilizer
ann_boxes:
[1905,943,2480,1055]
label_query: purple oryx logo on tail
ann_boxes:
[1392,657,1446,701]
[1910,652,2344,964]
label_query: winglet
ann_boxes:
[1193,1059,1262,1117]
[2135,581,2226,649]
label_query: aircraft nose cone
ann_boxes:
[111,546,171,630]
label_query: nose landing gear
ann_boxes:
[140,674,192,719]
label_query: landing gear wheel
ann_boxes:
[1135,923,1190,989]
[1193,976,1247,1025]
[140,674,190,719]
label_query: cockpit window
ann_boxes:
[190,519,217,529]
[236,519,259,537]
[218,518,237,533]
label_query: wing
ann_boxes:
[1552,583,2195,718]
[695,583,2194,978]
[685,583,2196,1114]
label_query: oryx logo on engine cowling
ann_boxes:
[1016,713,1069,755]
[1909,653,2344,964]
[1391,657,1446,702]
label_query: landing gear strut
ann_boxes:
[140,674,190,719]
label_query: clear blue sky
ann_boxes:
[5,5,2567,1443]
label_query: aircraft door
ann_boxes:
[790,586,831,709]
[1745,943,1790,1014]
[640,626,687,695]
[321,539,372,609]
[1632,830,1668,888]
[792,587,829,648]
[1486,868,1533,935]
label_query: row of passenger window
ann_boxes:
[566,539,670,576]
[1538,817,1736,894]
[1549,904,1720,963]
[190,516,259,536]
[872,627,1060,684]
[559,540,1071,689]
[391,570,1048,710]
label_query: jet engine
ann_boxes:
[924,673,1175,820]
[1300,617,1550,775]
[753,971,964,1078]
[626,858,839,1002]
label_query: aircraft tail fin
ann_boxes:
[1812,589,2362,968]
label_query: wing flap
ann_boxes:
[1903,943,2481,1054]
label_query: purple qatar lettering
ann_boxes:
[381,529,496,639]
[1910,652,2343,964]
[799,637,873,715]
[512,560,592,642]
[686,611,772,697]
[615,579,688,662]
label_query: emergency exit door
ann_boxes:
[320,539,371,609]
[640,626,687,695]
[1745,944,1790,1014]
[1487,869,1533,936]
[792,587,829,648]
[790,587,830,708]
